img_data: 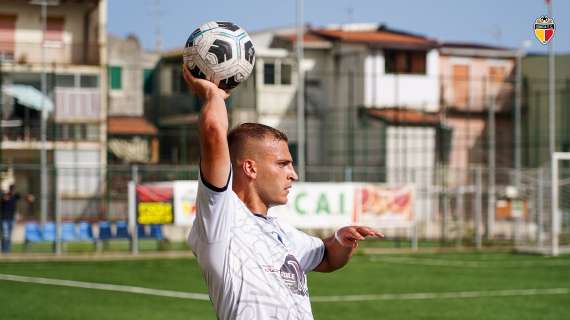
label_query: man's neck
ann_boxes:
[234,186,268,216]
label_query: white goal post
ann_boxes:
[551,152,570,256]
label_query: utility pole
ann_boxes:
[514,41,531,190]
[296,0,305,181]
[30,0,59,226]
[153,0,162,52]
[547,1,555,160]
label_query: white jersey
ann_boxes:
[188,171,325,320]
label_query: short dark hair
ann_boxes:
[227,123,288,164]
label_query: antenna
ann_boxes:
[153,0,162,52]
[345,5,354,25]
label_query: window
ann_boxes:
[44,17,64,45]
[109,66,122,90]
[0,15,16,61]
[56,74,75,88]
[56,123,99,141]
[385,49,426,74]
[143,68,154,94]
[264,61,293,86]
[86,124,99,141]
[263,63,275,85]
[80,75,98,88]
[452,65,470,107]
[489,66,505,84]
[281,63,292,85]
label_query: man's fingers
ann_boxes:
[355,226,384,238]
[182,64,196,85]
[346,228,365,241]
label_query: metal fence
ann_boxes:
[4,163,569,249]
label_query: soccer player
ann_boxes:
[184,64,383,320]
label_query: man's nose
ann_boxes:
[290,166,299,181]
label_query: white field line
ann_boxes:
[0,273,210,301]
[369,256,570,268]
[1,273,569,303]
[311,288,570,302]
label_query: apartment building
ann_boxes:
[0,0,107,219]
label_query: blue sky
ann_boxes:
[108,0,569,54]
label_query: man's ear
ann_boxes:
[242,159,257,179]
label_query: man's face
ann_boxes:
[254,138,298,207]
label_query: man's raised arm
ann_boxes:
[182,65,231,188]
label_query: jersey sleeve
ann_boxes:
[192,168,236,244]
[279,222,325,273]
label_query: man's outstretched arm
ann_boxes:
[314,226,383,273]
[182,65,230,189]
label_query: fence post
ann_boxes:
[456,187,464,247]
[537,167,544,248]
[475,166,483,250]
[487,78,496,241]
[129,165,139,255]
[55,166,62,255]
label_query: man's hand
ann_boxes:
[334,226,384,248]
[182,64,229,101]
[315,226,383,273]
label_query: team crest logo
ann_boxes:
[534,16,555,45]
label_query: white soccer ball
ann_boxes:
[183,21,255,90]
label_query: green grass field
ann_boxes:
[0,251,569,319]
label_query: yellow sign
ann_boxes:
[137,202,173,224]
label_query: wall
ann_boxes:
[0,0,99,65]
[364,49,440,111]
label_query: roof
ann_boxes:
[439,42,518,58]
[364,107,441,126]
[312,29,437,47]
[441,42,513,51]
[107,116,158,135]
[279,26,438,49]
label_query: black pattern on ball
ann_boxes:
[216,22,239,31]
[218,75,240,90]
[208,39,233,63]
[244,41,255,65]
[186,28,201,47]
[190,65,206,80]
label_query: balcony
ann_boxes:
[54,88,101,121]
[1,41,101,66]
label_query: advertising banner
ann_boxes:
[269,183,355,229]
[173,181,199,226]
[134,181,415,229]
[136,183,174,224]
[357,184,414,227]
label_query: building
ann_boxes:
[0,0,107,220]
[107,34,159,165]
[522,54,570,168]
[439,42,517,185]
[268,24,442,186]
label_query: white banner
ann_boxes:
[133,181,415,229]
[269,183,355,229]
[173,181,199,226]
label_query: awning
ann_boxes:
[108,116,158,135]
[2,84,54,113]
[364,107,441,126]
